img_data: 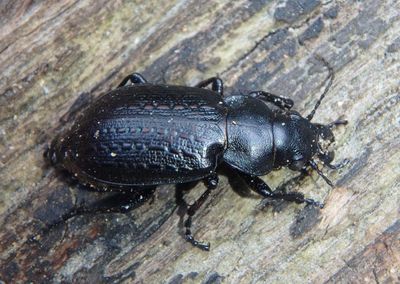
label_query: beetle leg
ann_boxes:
[237,172,324,208]
[248,91,294,110]
[118,73,147,87]
[257,170,310,211]
[195,77,224,95]
[83,188,156,213]
[31,189,155,243]
[184,173,219,251]
[309,160,334,187]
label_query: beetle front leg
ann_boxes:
[118,73,147,87]
[184,173,219,251]
[195,77,224,95]
[237,172,324,208]
[248,91,294,110]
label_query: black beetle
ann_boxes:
[44,59,347,250]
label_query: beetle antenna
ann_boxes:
[306,56,334,121]
[309,160,334,187]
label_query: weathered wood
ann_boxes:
[1,0,399,283]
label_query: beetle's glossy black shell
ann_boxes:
[54,85,227,189]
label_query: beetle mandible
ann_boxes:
[44,58,347,251]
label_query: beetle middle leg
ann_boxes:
[184,173,219,251]
[237,172,324,208]
[248,91,294,110]
[118,73,147,87]
[195,77,224,95]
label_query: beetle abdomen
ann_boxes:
[57,85,227,188]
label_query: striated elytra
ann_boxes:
[45,66,347,251]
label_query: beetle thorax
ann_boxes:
[223,96,275,176]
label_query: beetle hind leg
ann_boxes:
[32,188,156,243]
[118,73,147,87]
[184,173,219,251]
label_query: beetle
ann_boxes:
[44,59,347,251]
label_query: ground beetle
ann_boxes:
[45,58,347,250]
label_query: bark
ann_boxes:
[0,0,399,283]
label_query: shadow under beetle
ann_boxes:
[45,58,347,251]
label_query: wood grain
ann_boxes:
[1,0,399,283]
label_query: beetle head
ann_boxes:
[273,112,319,171]
[274,114,341,169]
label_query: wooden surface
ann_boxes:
[1,0,399,283]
